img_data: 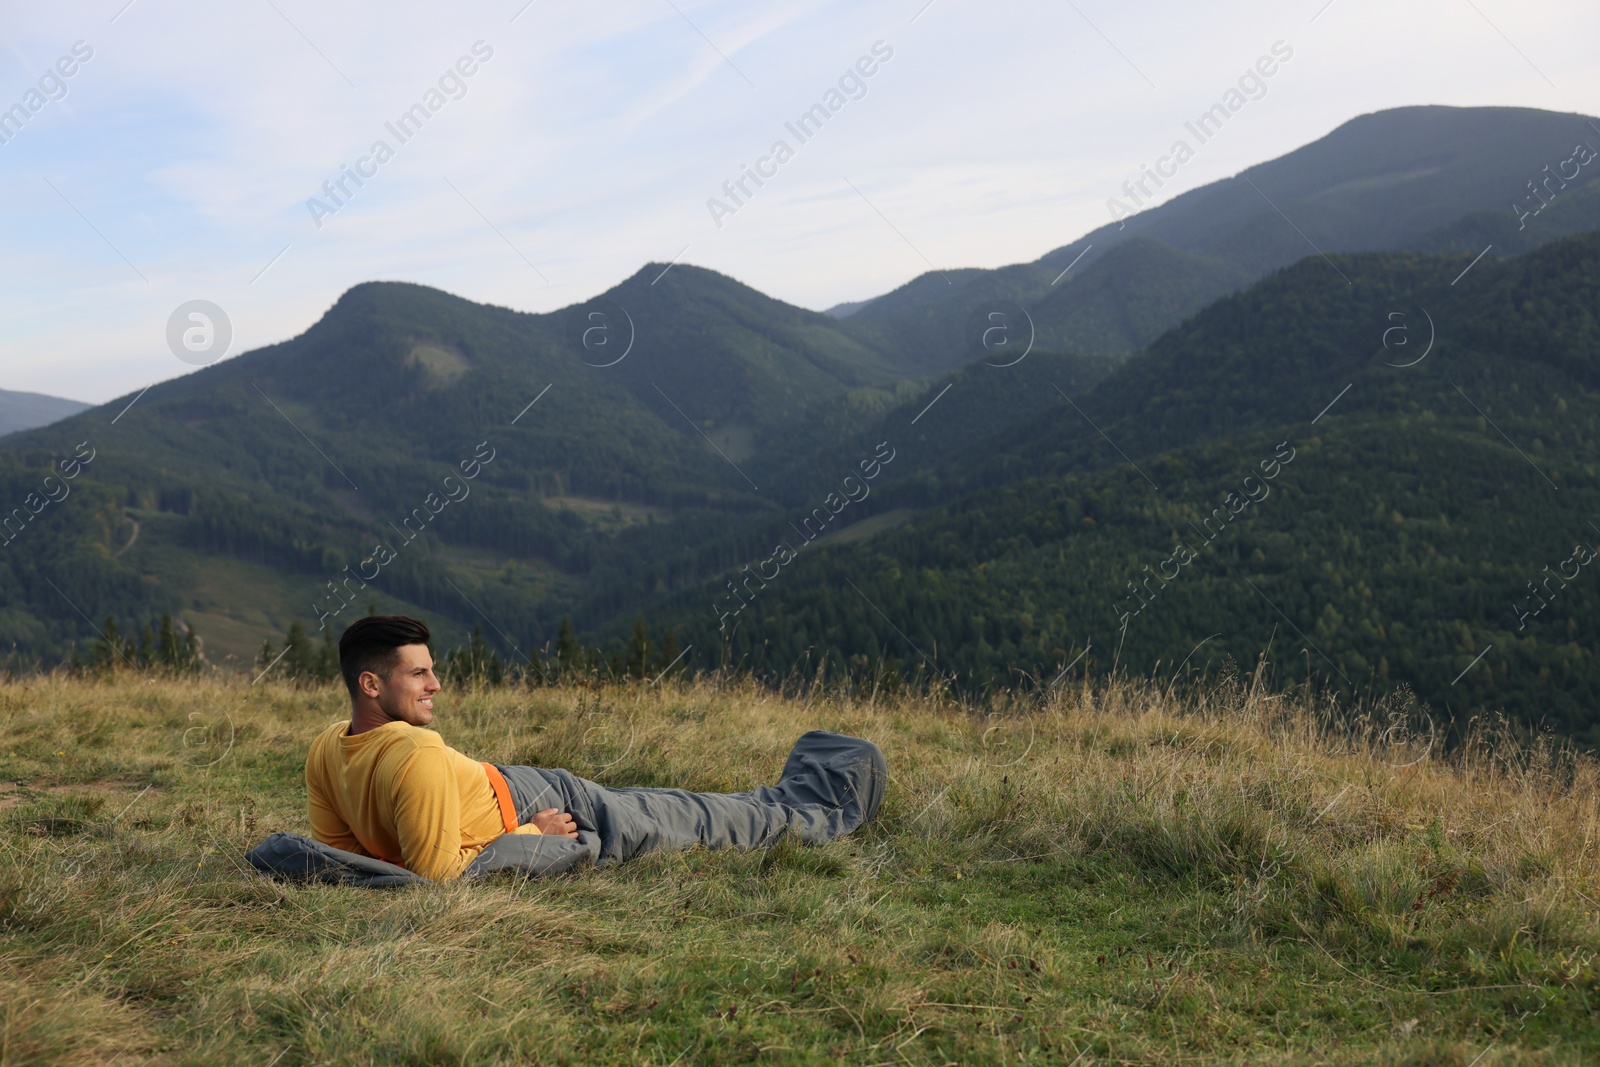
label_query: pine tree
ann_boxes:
[317,624,338,681]
[281,619,317,682]
[469,624,505,686]
[95,614,125,670]
[555,616,583,678]
[149,613,203,675]
[441,625,508,688]
[469,624,490,679]
[137,623,157,669]
[625,616,651,679]
[655,626,681,680]
[158,614,182,669]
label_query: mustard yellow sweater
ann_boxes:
[305,719,539,881]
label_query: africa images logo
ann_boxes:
[305,41,495,229]
[0,40,93,147]
[568,298,635,368]
[166,300,233,367]
[1105,40,1293,228]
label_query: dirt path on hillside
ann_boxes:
[114,514,140,557]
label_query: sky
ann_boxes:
[1,0,1596,404]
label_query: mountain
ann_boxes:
[641,230,1600,746]
[838,105,1600,371]
[573,264,902,435]
[0,268,910,669]
[1024,238,1254,355]
[0,388,89,437]
[1410,176,1600,257]
[5,105,1600,748]
[823,299,872,319]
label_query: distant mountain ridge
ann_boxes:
[822,299,872,319]
[837,105,1600,370]
[0,388,89,437]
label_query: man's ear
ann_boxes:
[359,670,383,698]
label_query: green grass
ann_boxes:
[1,671,1596,1065]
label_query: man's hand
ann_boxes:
[531,808,578,838]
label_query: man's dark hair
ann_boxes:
[338,615,431,697]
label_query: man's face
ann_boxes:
[362,643,441,726]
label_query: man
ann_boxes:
[299,615,885,884]
[305,615,575,880]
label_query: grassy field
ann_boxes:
[1,669,1597,1066]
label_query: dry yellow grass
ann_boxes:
[1,668,1597,1065]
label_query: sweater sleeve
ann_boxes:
[391,744,475,880]
[306,752,364,855]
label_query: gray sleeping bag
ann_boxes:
[246,730,886,889]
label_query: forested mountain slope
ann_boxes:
[643,231,1600,744]
[0,268,911,666]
